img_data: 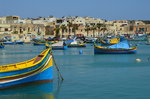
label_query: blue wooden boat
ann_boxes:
[94,40,137,54]
[0,48,53,89]
[45,42,68,50]
[3,41,15,45]
[52,46,68,50]
[68,43,86,47]
[0,46,4,48]
[65,40,86,47]
[100,38,120,46]
[0,43,4,48]
[15,40,24,44]
[33,42,45,46]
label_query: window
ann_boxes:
[5,28,8,31]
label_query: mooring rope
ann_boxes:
[52,54,64,81]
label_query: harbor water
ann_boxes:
[0,42,150,99]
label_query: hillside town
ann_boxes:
[0,15,150,42]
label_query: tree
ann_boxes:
[85,24,90,37]
[45,26,54,35]
[67,22,73,36]
[72,24,79,36]
[91,25,96,37]
[60,25,67,37]
[100,24,107,34]
[54,25,60,38]
[13,31,18,34]
[96,23,103,36]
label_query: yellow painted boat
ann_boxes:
[0,48,53,88]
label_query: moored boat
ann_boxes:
[45,42,68,50]
[100,38,120,45]
[65,40,86,47]
[68,43,86,47]
[0,43,4,48]
[15,40,24,44]
[33,42,45,46]
[94,40,137,54]
[0,48,53,89]
[3,41,15,45]
[51,41,68,50]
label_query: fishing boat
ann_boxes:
[45,42,67,50]
[0,43,4,48]
[51,41,68,50]
[100,38,120,45]
[46,41,59,44]
[94,40,137,54]
[33,42,45,46]
[68,43,86,47]
[15,40,24,44]
[85,37,97,43]
[65,40,86,47]
[0,48,53,89]
[3,41,15,45]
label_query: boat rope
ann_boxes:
[52,54,64,81]
[54,77,63,99]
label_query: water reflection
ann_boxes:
[0,82,54,99]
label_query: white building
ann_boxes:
[32,17,57,24]
[73,17,86,25]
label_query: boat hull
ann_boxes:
[94,47,137,54]
[0,48,53,89]
[52,46,68,50]
[3,42,15,45]
[33,42,45,46]
[0,67,53,89]
[68,44,86,47]
[15,42,24,44]
[0,46,4,48]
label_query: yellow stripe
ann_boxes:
[79,43,86,45]
[0,48,51,72]
[0,58,53,79]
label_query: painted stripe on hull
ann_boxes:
[68,45,86,47]
[0,53,53,88]
[52,46,68,50]
[0,66,53,88]
[0,46,4,48]
[33,43,45,46]
[94,49,137,54]
[0,53,51,78]
[0,55,52,83]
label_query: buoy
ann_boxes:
[136,58,141,62]
[79,50,83,54]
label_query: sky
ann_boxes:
[0,0,150,20]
